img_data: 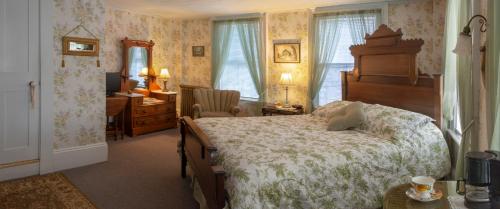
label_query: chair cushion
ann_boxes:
[200,112,235,118]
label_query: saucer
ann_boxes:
[405,187,443,202]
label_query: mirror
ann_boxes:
[63,36,99,56]
[121,37,160,92]
[128,46,148,88]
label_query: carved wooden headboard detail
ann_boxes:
[343,24,442,127]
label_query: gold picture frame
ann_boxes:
[274,42,301,63]
[192,46,205,57]
[62,36,100,57]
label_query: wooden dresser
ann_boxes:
[117,91,177,137]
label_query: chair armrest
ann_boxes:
[230,106,240,116]
[193,104,203,119]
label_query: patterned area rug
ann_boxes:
[0,173,97,209]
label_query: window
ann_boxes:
[317,12,380,106]
[219,26,259,99]
[129,47,147,88]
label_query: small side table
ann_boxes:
[383,181,458,209]
[262,105,304,116]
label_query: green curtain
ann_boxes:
[487,0,500,151]
[128,47,135,77]
[454,0,472,180]
[236,19,266,101]
[308,14,342,110]
[442,0,460,130]
[140,47,148,71]
[346,10,382,44]
[211,21,234,89]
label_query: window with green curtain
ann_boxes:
[212,17,265,100]
[486,0,500,151]
[310,9,381,109]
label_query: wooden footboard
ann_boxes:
[180,116,226,209]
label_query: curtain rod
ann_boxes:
[212,13,264,21]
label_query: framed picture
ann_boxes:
[274,42,300,63]
[62,36,99,56]
[192,46,205,57]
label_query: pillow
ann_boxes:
[361,104,435,139]
[327,101,365,131]
[311,101,352,118]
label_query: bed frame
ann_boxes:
[180,24,442,209]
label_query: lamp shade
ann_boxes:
[159,68,171,79]
[279,72,293,86]
[453,33,472,57]
[139,67,148,77]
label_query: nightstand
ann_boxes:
[383,181,459,209]
[262,105,304,116]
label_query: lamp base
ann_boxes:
[162,80,168,92]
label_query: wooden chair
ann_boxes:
[106,96,129,140]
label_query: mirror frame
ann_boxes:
[121,37,157,92]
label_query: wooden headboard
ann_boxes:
[343,24,442,126]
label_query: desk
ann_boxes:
[106,96,128,140]
[117,91,177,137]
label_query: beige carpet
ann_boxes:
[63,129,198,209]
[0,173,96,209]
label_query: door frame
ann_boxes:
[39,0,54,174]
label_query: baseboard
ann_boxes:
[0,162,39,182]
[52,142,108,172]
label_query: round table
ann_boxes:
[383,181,458,209]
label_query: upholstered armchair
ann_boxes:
[193,89,241,119]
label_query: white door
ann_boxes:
[0,0,40,167]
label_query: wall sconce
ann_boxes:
[453,15,487,56]
[158,68,171,92]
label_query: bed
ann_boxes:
[179,25,451,209]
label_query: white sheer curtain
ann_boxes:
[346,10,381,44]
[308,14,342,110]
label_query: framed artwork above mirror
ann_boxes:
[121,37,160,92]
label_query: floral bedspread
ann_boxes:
[194,107,450,209]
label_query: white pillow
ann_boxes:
[311,101,352,118]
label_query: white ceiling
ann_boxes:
[106,0,392,19]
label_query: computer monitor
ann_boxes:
[106,72,121,96]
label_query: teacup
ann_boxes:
[410,176,435,199]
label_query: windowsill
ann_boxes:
[240,97,260,102]
[447,129,462,144]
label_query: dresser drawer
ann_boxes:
[134,114,176,128]
[134,104,175,117]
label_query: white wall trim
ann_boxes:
[39,0,55,174]
[52,142,108,172]
[0,162,40,182]
[313,2,389,25]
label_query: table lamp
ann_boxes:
[138,67,149,89]
[279,72,293,108]
[159,68,171,92]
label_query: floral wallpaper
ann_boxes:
[53,0,106,149]
[388,0,446,75]
[266,10,311,109]
[180,19,212,87]
[104,9,211,109]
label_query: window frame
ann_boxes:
[313,3,387,107]
[211,13,267,101]
[313,2,389,25]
